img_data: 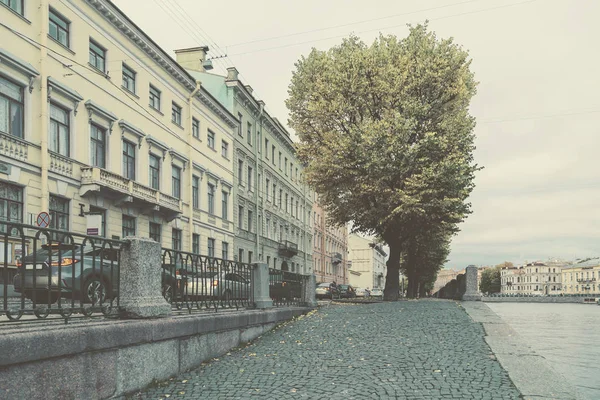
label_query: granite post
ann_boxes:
[252,263,273,309]
[462,265,482,301]
[301,274,317,307]
[119,237,172,318]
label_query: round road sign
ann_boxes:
[37,212,51,228]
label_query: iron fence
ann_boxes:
[1,222,123,322]
[161,248,254,312]
[269,268,307,307]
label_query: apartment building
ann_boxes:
[500,260,566,294]
[173,48,313,273]
[0,0,237,276]
[347,234,387,290]
[561,260,600,294]
[312,195,348,284]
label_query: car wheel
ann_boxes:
[162,283,174,303]
[83,277,108,305]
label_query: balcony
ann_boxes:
[331,252,343,265]
[576,278,596,283]
[80,167,182,220]
[237,229,257,243]
[278,240,298,257]
[0,132,28,162]
[49,151,73,177]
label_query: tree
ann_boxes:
[479,266,502,294]
[287,24,479,300]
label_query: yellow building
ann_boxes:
[312,194,348,284]
[0,0,238,282]
[561,262,600,294]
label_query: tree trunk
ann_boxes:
[406,266,419,298]
[418,282,427,298]
[383,242,401,301]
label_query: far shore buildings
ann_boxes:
[500,260,569,295]
[561,260,600,294]
[347,234,387,290]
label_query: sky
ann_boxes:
[113,0,600,269]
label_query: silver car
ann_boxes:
[186,271,251,300]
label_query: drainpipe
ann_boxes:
[40,0,50,219]
[255,102,264,262]
[188,81,201,250]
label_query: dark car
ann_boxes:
[315,282,340,299]
[338,284,356,298]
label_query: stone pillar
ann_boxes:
[252,263,273,309]
[462,266,482,301]
[119,237,172,318]
[301,274,317,307]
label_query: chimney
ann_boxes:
[226,67,239,82]
[174,46,210,72]
[244,85,253,94]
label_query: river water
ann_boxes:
[487,302,600,400]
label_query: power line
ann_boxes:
[479,108,600,124]
[226,0,486,48]
[227,0,538,57]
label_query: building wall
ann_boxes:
[561,264,600,294]
[311,196,348,284]
[501,262,565,295]
[347,234,387,290]
[0,0,236,264]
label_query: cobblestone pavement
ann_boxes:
[132,300,521,399]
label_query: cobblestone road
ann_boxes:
[132,300,521,399]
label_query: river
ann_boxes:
[487,302,600,400]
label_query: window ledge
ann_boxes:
[122,87,140,99]
[192,135,202,142]
[47,36,75,55]
[208,146,217,152]
[149,105,164,116]
[1,3,30,23]
[87,63,109,78]
[171,122,184,130]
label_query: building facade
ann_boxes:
[561,261,600,294]
[312,195,348,284]
[0,0,238,284]
[347,234,387,290]
[174,50,313,273]
[500,261,566,295]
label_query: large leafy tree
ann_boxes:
[479,266,502,294]
[287,24,479,300]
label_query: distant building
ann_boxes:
[347,234,387,290]
[501,260,567,295]
[561,260,600,294]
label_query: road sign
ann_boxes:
[36,212,50,228]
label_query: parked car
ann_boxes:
[370,288,383,298]
[354,287,367,297]
[270,270,302,301]
[185,270,251,301]
[13,244,119,304]
[315,282,340,299]
[338,284,356,298]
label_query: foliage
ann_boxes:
[479,266,502,294]
[287,24,479,299]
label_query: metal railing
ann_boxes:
[161,248,254,312]
[1,222,123,322]
[269,268,307,307]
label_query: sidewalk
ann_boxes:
[130,300,521,399]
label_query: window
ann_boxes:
[171,102,182,126]
[149,85,161,110]
[265,179,270,201]
[207,183,215,214]
[149,153,161,190]
[247,122,252,145]
[285,193,289,213]
[257,131,261,153]
[238,248,244,263]
[122,64,136,93]
[272,184,277,206]
[172,165,181,199]
[237,112,243,137]
[247,166,253,191]
[285,158,288,175]
[295,168,298,180]
[278,152,282,169]
[248,251,253,264]
[49,103,69,156]
[192,118,199,138]
[192,175,200,209]
[122,140,135,180]
[207,129,215,149]
[279,189,282,208]
[221,140,228,158]
[192,234,200,254]
[49,9,69,47]
[266,218,270,238]
[222,191,228,220]
[1,0,23,15]
[222,242,229,260]
[89,39,106,72]
[149,222,161,243]
[0,76,24,138]
[49,195,69,232]
[296,201,299,218]
[271,145,275,165]
[238,205,244,229]
[90,124,106,168]
[267,256,271,267]
[248,210,253,232]
[172,229,182,251]
[122,215,136,238]
[238,160,243,185]
[265,139,269,159]
[207,238,215,258]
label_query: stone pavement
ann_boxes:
[130,300,521,399]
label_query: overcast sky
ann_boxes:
[113,0,600,269]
